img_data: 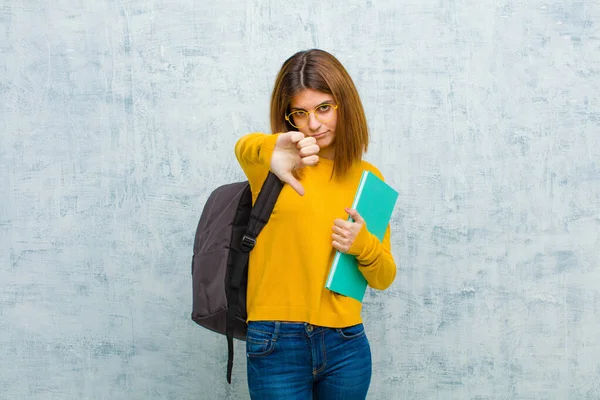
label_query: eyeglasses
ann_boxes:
[285,103,338,129]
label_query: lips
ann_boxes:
[311,131,327,139]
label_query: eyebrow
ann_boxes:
[290,100,334,111]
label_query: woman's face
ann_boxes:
[288,88,337,159]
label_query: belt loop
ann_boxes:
[273,321,280,341]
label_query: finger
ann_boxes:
[332,233,345,242]
[333,218,351,229]
[297,136,317,148]
[333,227,351,240]
[300,155,319,167]
[288,131,305,144]
[332,225,344,235]
[345,208,364,223]
[299,144,320,157]
[332,240,348,253]
[279,171,305,196]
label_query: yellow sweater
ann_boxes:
[234,132,397,328]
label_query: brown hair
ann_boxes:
[270,49,369,178]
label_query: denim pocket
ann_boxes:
[336,323,366,340]
[246,327,276,357]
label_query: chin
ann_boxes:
[317,135,334,148]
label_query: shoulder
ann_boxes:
[358,160,385,181]
[235,131,275,146]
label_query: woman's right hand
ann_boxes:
[270,131,320,196]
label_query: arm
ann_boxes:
[235,131,318,197]
[234,132,279,196]
[348,223,397,291]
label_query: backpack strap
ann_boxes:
[225,171,284,383]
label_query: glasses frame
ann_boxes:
[285,104,339,129]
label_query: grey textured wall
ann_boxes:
[1,1,599,399]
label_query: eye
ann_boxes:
[291,110,307,118]
[318,104,331,112]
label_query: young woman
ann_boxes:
[234,49,397,400]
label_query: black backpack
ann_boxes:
[191,171,283,383]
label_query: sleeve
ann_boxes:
[348,224,397,290]
[346,164,397,290]
[234,132,280,198]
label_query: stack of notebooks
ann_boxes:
[325,170,399,302]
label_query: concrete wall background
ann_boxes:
[1,1,599,399]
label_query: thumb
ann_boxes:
[345,208,364,223]
[282,131,304,147]
[276,131,295,149]
[279,171,305,196]
[288,131,305,144]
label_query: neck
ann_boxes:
[319,147,335,160]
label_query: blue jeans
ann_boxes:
[245,321,372,400]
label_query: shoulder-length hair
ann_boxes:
[269,49,369,178]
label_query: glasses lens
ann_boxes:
[315,104,335,124]
[287,105,336,128]
[289,111,307,128]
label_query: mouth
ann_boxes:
[311,131,328,139]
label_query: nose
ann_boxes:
[307,112,321,131]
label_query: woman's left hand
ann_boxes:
[332,208,365,253]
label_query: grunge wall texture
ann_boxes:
[1,1,599,399]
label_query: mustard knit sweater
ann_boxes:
[235,132,397,327]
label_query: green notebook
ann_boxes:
[325,170,399,302]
